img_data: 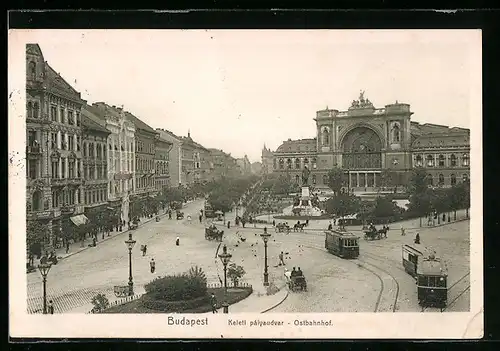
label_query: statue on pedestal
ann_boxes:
[302,166,311,186]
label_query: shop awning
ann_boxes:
[70,214,89,226]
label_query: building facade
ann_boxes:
[156,129,182,187]
[261,145,274,175]
[81,105,111,225]
[208,148,240,179]
[236,155,252,175]
[155,135,173,192]
[265,92,470,190]
[181,133,211,184]
[26,44,85,252]
[91,103,136,223]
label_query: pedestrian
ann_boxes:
[272,219,276,227]
[65,241,70,254]
[48,300,54,314]
[279,251,285,266]
[401,226,406,236]
[414,233,421,245]
[150,258,156,273]
[291,267,297,278]
[210,293,218,313]
[199,214,203,224]
[142,245,147,256]
[176,237,180,246]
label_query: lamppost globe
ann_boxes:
[38,262,52,278]
[125,233,136,250]
[260,227,271,243]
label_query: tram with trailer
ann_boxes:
[325,229,360,259]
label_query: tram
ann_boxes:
[416,253,448,308]
[325,229,360,259]
[402,244,424,277]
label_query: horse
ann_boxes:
[293,223,305,232]
[377,226,389,238]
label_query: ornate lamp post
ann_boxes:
[260,227,271,286]
[38,263,52,314]
[124,233,136,296]
[218,244,232,313]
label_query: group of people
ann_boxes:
[284,267,304,280]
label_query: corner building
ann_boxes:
[266,93,470,190]
[26,44,85,252]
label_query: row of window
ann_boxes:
[50,132,81,152]
[274,157,318,170]
[136,176,154,189]
[427,173,468,186]
[84,189,107,205]
[50,105,81,126]
[83,164,107,180]
[415,154,469,168]
[137,158,155,172]
[156,161,169,175]
[50,158,81,179]
[110,179,133,196]
[83,142,106,159]
[155,179,169,191]
[136,140,155,154]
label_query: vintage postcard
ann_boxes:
[8,29,482,339]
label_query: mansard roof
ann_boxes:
[124,111,156,133]
[276,138,317,153]
[81,105,110,134]
[45,63,82,102]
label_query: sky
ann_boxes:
[10,30,480,163]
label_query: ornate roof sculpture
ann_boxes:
[349,90,375,110]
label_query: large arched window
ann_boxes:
[279,159,284,169]
[426,155,434,167]
[450,173,457,186]
[427,174,433,186]
[462,154,469,167]
[29,61,36,79]
[415,155,423,167]
[450,154,457,167]
[32,190,42,211]
[438,154,445,167]
[295,175,300,184]
[27,102,33,118]
[323,174,328,185]
[287,158,292,169]
[438,174,445,186]
[295,158,301,169]
[322,127,330,146]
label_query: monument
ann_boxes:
[290,166,322,217]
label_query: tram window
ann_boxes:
[437,277,446,287]
[418,276,427,286]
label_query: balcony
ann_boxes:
[27,145,42,155]
[51,177,82,187]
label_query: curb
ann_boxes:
[261,288,290,313]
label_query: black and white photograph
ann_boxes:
[9,29,482,339]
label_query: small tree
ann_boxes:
[91,293,110,313]
[227,263,246,287]
[27,220,49,257]
[327,167,344,196]
[188,265,208,287]
[371,196,398,219]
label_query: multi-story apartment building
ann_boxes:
[126,111,158,216]
[155,128,182,187]
[26,44,85,252]
[236,155,252,175]
[181,132,211,184]
[81,105,111,225]
[155,135,173,192]
[91,103,136,223]
[208,148,240,179]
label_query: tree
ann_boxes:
[327,167,344,196]
[409,167,429,196]
[26,220,49,257]
[379,170,396,190]
[91,293,110,313]
[227,263,246,287]
[325,193,361,218]
[408,167,433,227]
[371,196,399,219]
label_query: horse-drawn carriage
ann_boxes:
[286,273,307,292]
[275,223,290,233]
[363,225,388,240]
[176,211,184,220]
[205,226,224,241]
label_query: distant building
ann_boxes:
[265,92,470,189]
[81,105,111,226]
[155,135,173,192]
[180,132,211,184]
[236,155,252,175]
[208,148,240,179]
[156,128,182,187]
[26,43,85,252]
[261,144,274,175]
[251,162,262,174]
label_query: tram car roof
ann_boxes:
[326,229,360,239]
[416,255,448,276]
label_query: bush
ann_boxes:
[91,293,110,313]
[144,273,207,301]
[140,294,209,312]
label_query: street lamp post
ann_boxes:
[260,227,271,286]
[218,244,232,313]
[38,263,52,314]
[124,233,137,296]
